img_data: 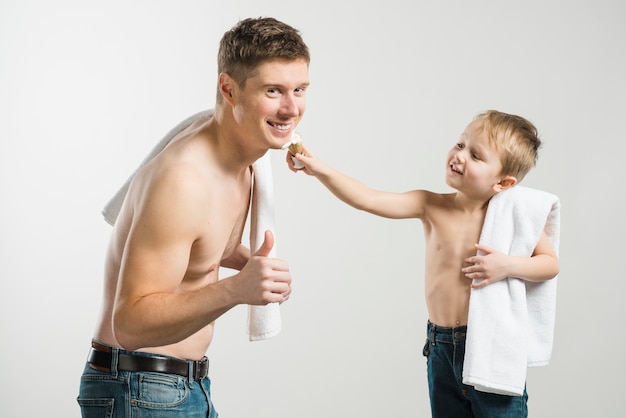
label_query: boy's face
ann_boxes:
[445,119,507,198]
[227,58,309,151]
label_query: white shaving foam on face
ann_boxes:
[282,132,302,149]
[281,132,304,169]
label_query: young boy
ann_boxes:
[286,110,559,417]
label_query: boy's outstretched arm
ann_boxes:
[462,230,560,289]
[286,144,423,219]
[286,144,375,210]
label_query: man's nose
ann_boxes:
[279,94,299,117]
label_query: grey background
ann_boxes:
[1,0,624,416]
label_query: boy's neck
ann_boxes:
[452,191,495,213]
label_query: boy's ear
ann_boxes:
[494,175,517,192]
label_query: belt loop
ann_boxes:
[110,346,120,378]
[188,360,194,385]
[429,322,436,346]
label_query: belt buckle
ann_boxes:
[194,357,209,380]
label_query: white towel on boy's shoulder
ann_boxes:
[102,109,281,341]
[463,185,560,396]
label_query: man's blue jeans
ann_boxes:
[423,321,528,418]
[77,345,218,417]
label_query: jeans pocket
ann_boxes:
[422,338,431,357]
[134,373,189,409]
[77,397,114,418]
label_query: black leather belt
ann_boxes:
[88,341,209,380]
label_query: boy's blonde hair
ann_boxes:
[474,110,541,181]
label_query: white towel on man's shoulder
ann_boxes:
[463,185,560,396]
[102,109,214,225]
[102,109,281,341]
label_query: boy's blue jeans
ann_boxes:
[423,321,528,418]
[77,344,218,417]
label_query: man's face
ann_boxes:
[231,58,310,150]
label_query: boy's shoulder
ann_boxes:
[414,190,459,215]
[419,190,457,204]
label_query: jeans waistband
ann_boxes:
[88,340,209,381]
[426,320,467,343]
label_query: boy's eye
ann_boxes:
[456,143,464,149]
[472,153,481,160]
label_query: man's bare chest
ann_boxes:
[182,198,249,280]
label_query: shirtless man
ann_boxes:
[78,17,310,417]
[286,110,559,417]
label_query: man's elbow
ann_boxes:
[112,309,142,351]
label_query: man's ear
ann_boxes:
[494,175,517,192]
[218,72,236,105]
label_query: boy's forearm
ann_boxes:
[510,254,560,282]
[315,166,371,211]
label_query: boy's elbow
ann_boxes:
[547,258,560,280]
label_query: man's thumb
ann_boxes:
[255,230,274,257]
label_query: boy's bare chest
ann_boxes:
[425,211,485,263]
